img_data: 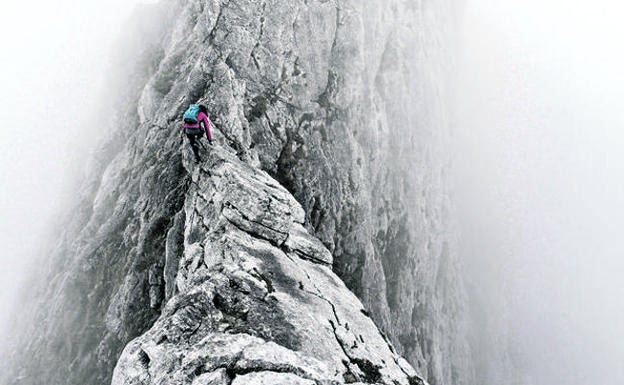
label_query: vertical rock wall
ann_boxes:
[1,1,473,385]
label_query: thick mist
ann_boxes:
[456,1,624,384]
[2,1,622,384]
[0,0,156,347]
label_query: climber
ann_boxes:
[181,103,213,162]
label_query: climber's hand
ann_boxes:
[209,140,214,146]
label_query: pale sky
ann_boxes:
[457,1,624,384]
[0,0,157,341]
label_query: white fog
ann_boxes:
[0,0,157,346]
[456,1,624,384]
[0,1,622,384]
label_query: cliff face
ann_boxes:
[2,1,472,384]
[111,146,424,385]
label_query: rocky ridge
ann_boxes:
[2,1,473,384]
[112,146,425,385]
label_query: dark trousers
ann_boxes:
[187,133,203,160]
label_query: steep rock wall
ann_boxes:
[111,146,425,385]
[2,1,472,385]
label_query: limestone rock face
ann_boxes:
[111,147,425,385]
[1,1,473,385]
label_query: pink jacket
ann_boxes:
[183,111,213,141]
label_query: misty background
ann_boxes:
[0,0,156,344]
[0,1,622,385]
[456,1,624,385]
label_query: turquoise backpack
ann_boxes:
[183,104,201,124]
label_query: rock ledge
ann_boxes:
[112,146,426,385]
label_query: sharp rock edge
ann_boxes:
[2,1,474,385]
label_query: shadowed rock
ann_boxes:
[1,1,473,384]
[112,146,426,385]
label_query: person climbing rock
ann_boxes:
[181,104,213,162]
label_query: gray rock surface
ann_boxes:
[1,1,474,385]
[111,146,425,385]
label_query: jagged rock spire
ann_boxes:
[112,146,425,385]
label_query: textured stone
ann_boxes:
[1,1,474,385]
[284,222,333,265]
[111,146,424,385]
[231,372,316,385]
[192,369,230,385]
